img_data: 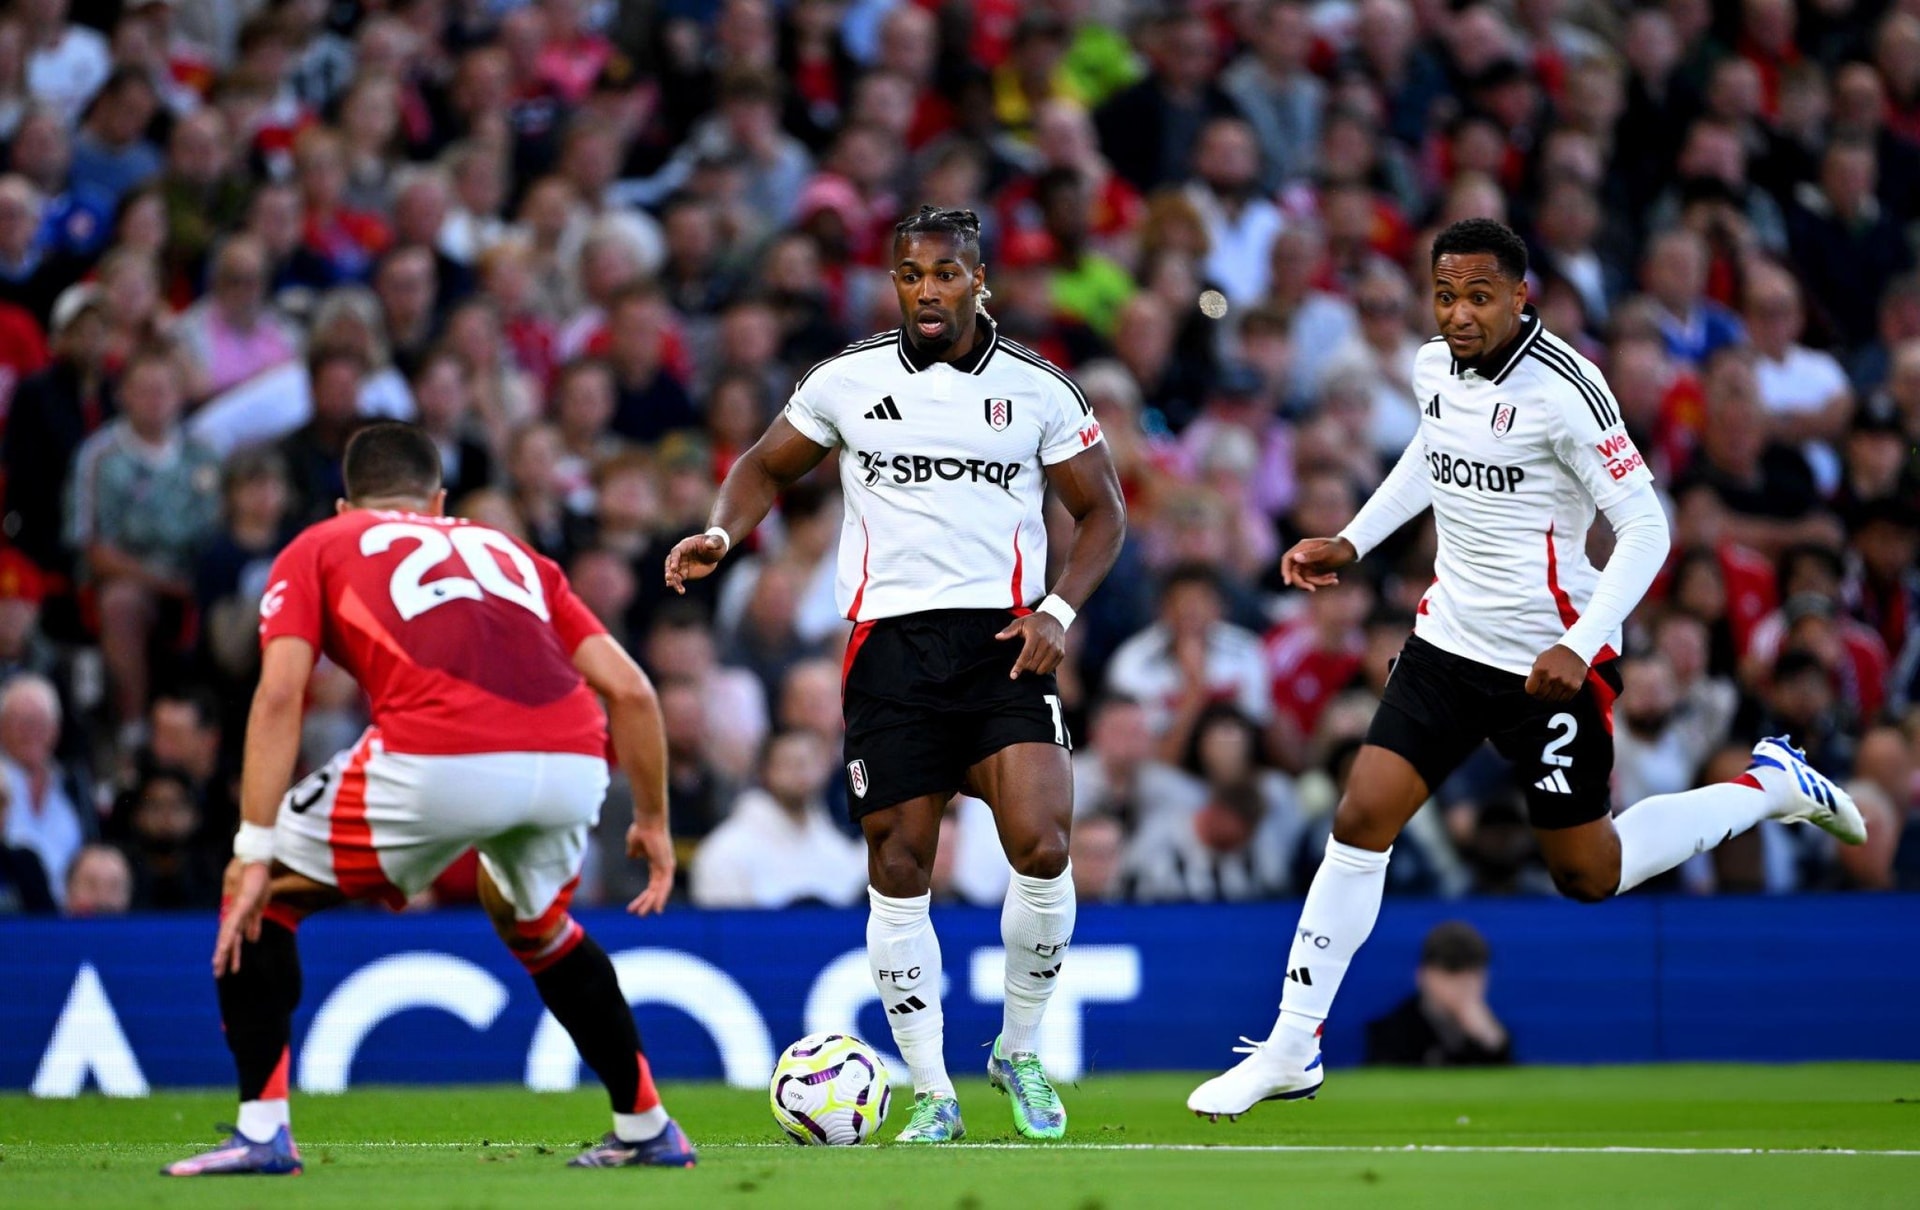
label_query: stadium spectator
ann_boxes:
[277,345,370,527]
[1846,501,1920,659]
[1744,262,1853,494]
[1186,117,1285,307]
[1072,695,1204,830]
[62,841,129,916]
[0,672,88,906]
[645,603,767,784]
[1318,262,1424,459]
[1364,920,1512,1066]
[1221,0,1323,193]
[1757,647,1853,778]
[0,173,75,324]
[1095,10,1241,194]
[1641,227,1746,369]
[66,350,220,736]
[1612,653,1738,814]
[1264,576,1372,772]
[409,348,493,503]
[156,109,251,286]
[1107,563,1271,766]
[193,447,292,689]
[1676,351,1824,554]
[69,66,162,209]
[659,677,731,843]
[1,285,106,575]
[1745,545,1891,725]
[1126,705,1303,902]
[173,234,303,400]
[10,105,112,262]
[1787,136,1915,350]
[142,687,231,845]
[293,126,390,285]
[119,765,219,910]
[0,769,54,914]
[20,0,108,126]
[603,284,699,445]
[0,547,55,687]
[690,729,863,909]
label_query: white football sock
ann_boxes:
[1614,780,1774,894]
[999,865,1076,1056]
[867,887,953,1097]
[236,1098,289,1142]
[1266,837,1391,1064]
[613,1107,669,1142]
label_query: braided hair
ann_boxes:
[892,204,991,311]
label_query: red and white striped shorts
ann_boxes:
[271,727,609,922]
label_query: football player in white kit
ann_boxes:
[1187,219,1867,1119]
[666,207,1126,1143]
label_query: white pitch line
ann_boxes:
[78,1141,1919,1158]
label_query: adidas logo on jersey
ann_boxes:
[1534,769,1573,794]
[863,396,904,420]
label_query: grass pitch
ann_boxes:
[3,1065,1917,1208]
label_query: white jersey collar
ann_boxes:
[1449,304,1543,385]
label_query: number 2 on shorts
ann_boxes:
[1542,712,1578,768]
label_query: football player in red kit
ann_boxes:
[164,422,692,1175]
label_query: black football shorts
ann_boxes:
[1364,633,1622,829]
[840,609,1069,819]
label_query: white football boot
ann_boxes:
[1186,1036,1324,1121]
[1749,736,1867,845]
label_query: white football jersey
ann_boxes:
[1346,307,1655,676]
[782,319,1104,623]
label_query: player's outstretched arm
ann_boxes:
[1318,433,1432,587]
[1280,537,1359,591]
[664,416,832,593]
[996,443,1127,679]
[573,634,675,916]
[214,636,315,976]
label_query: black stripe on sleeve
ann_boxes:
[1000,341,1091,414]
[794,332,895,394]
[1528,340,1619,430]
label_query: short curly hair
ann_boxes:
[1430,218,1529,282]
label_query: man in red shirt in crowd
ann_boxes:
[164,423,692,1176]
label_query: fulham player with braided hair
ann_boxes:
[667,205,1127,1143]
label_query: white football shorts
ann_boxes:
[271,726,610,923]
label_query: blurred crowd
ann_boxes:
[0,0,1916,919]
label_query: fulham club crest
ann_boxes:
[985,398,1013,431]
[847,759,869,799]
[1490,402,1517,438]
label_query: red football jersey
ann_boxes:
[259,509,608,758]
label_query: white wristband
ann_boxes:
[703,525,731,555]
[1035,594,1076,631]
[233,822,276,865]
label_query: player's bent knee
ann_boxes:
[1549,865,1617,904]
[1329,798,1400,853]
[869,847,932,898]
[1006,831,1069,880]
[504,912,586,974]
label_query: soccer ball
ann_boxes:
[768,1032,892,1145]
